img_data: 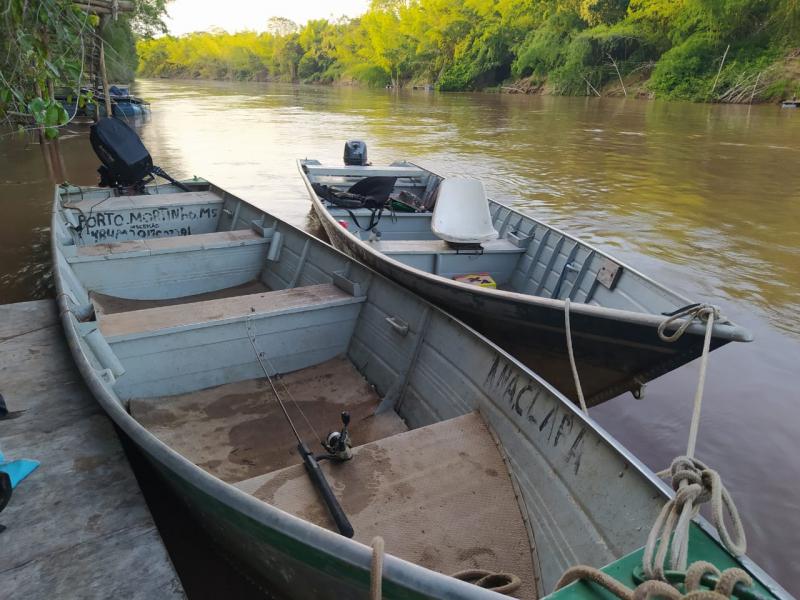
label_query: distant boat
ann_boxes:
[53,121,787,600]
[57,85,150,119]
[298,148,752,406]
[780,99,799,108]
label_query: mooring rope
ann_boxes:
[642,456,747,580]
[658,303,720,457]
[556,302,748,595]
[642,304,747,579]
[555,561,753,600]
[451,570,522,595]
[370,536,384,600]
[368,537,521,599]
[564,298,588,414]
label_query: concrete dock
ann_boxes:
[0,300,185,598]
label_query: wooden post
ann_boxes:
[99,41,112,118]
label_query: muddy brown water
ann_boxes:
[1,79,798,594]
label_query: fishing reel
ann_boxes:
[319,411,353,462]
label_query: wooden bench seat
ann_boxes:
[70,229,266,262]
[369,237,525,255]
[63,190,221,213]
[90,280,270,316]
[98,283,364,340]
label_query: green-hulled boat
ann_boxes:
[52,123,788,600]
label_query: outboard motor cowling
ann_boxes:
[343,140,368,166]
[89,117,190,193]
[90,118,153,188]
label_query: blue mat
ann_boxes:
[0,449,39,489]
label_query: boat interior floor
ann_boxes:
[130,357,407,484]
[131,357,538,599]
[238,411,538,599]
[91,280,270,316]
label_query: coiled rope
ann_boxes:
[451,570,522,595]
[556,561,753,600]
[642,457,746,580]
[368,537,521,599]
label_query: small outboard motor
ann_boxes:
[89,117,189,193]
[90,118,153,189]
[343,140,368,166]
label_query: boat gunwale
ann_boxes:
[297,159,752,344]
[52,182,785,599]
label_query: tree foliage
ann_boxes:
[1,0,170,136]
[136,0,799,102]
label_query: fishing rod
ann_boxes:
[245,320,355,538]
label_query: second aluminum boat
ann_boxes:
[298,147,751,406]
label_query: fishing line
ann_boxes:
[245,318,322,444]
[243,317,355,538]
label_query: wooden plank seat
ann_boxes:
[62,190,221,213]
[69,229,266,262]
[235,412,538,600]
[369,238,526,255]
[98,283,365,340]
[90,280,270,316]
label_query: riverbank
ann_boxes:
[134,64,800,105]
[137,47,800,105]
[493,49,800,104]
[136,2,800,105]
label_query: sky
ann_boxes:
[164,0,371,36]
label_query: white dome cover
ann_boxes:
[431,178,498,244]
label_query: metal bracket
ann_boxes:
[332,271,364,297]
[596,257,622,290]
[506,230,534,249]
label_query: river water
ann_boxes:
[1,79,798,593]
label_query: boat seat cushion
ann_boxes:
[431,179,498,244]
[98,283,364,340]
[235,411,538,600]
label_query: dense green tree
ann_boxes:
[134,0,800,102]
[1,0,170,136]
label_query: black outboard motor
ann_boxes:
[343,140,368,166]
[89,118,189,193]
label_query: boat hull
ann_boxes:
[52,180,785,600]
[313,205,725,406]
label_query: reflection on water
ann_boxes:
[1,80,798,592]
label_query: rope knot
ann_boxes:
[643,457,746,581]
[670,456,712,506]
[658,303,722,343]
